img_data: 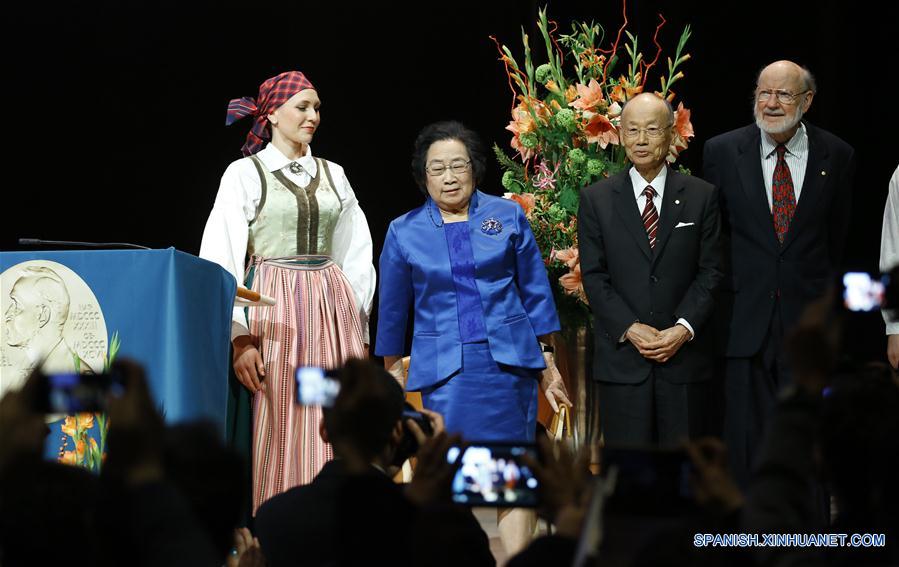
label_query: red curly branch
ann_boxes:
[602,0,629,83]
[490,35,527,113]
[640,13,666,88]
[548,18,566,71]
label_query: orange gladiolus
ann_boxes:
[61,414,95,436]
[506,99,540,161]
[609,75,644,103]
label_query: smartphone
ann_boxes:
[842,271,889,312]
[295,367,340,406]
[600,446,695,516]
[447,442,540,507]
[33,372,124,414]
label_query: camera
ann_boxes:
[33,372,125,414]
[295,367,340,406]
[392,403,433,466]
[446,442,540,507]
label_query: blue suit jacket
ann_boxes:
[375,191,561,391]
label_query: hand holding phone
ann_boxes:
[33,372,124,414]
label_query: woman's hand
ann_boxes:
[540,352,572,413]
[383,355,405,388]
[233,335,265,393]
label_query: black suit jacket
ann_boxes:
[255,460,413,567]
[702,122,855,357]
[578,168,722,384]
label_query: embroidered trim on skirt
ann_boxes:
[247,255,363,513]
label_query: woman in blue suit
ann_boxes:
[376,121,570,444]
[376,121,570,552]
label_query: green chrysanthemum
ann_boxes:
[586,158,605,175]
[501,170,517,190]
[554,108,576,131]
[520,132,539,149]
[568,148,587,164]
[548,203,567,223]
[535,63,553,84]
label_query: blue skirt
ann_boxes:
[420,342,539,442]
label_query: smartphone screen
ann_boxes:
[295,367,340,406]
[35,372,122,414]
[842,272,888,312]
[447,442,540,507]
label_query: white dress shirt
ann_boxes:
[880,165,899,334]
[760,122,809,210]
[199,143,376,343]
[626,166,695,339]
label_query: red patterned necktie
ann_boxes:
[642,185,659,249]
[772,144,796,243]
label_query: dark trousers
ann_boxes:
[597,371,712,447]
[723,306,793,487]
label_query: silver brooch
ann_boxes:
[481,217,503,235]
[288,162,303,175]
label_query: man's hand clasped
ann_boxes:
[626,321,691,363]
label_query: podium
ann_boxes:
[0,248,236,466]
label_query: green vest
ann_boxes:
[247,157,343,258]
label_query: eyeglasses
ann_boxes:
[756,90,811,105]
[426,160,471,176]
[620,124,673,139]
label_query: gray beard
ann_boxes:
[755,106,804,136]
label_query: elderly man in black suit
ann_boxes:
[578,92,722,446]
[703,60,855,483]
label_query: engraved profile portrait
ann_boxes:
[1,261,107,395]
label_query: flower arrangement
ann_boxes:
[494,5,695,327]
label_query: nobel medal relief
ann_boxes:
[1,260,108,395]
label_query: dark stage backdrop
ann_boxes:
[4,0,894,362]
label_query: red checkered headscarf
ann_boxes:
[226,71,316,156]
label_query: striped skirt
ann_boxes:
[247,255,363,513]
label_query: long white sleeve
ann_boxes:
[881,165,899,334]
[330,166,376,344]
[199,159,261,341]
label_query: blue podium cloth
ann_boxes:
[0,248,235,458]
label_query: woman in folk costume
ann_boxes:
[200,71,375,513]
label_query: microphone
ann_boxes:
[18,238,151,250]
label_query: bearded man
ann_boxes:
[702,60,856,484]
